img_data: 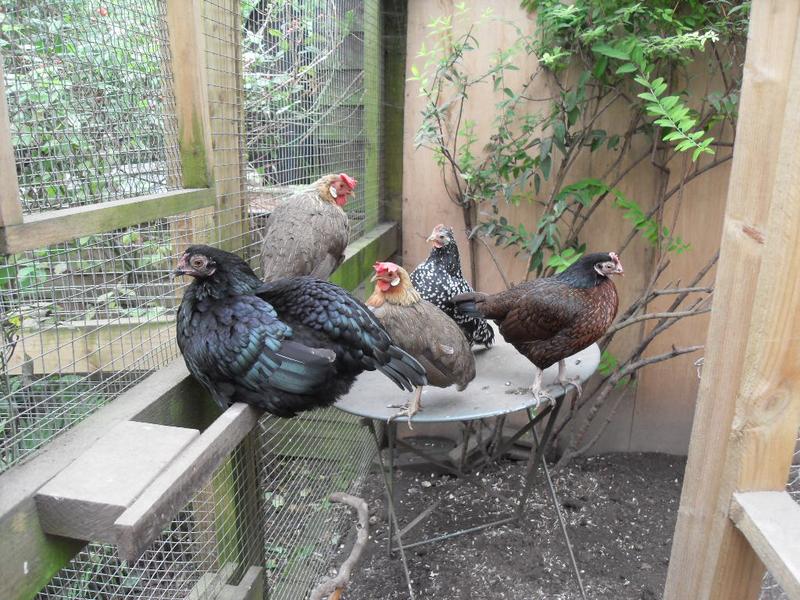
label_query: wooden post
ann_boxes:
[203,0,247,253]
[663,3,800,599]
[381,0,407,228]
[166,0,216,265]
[363,0,382,232]
[0,58,23,228]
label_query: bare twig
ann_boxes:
[604,306,712,336]
[473,234,512,290]
[309,493,370,600]
[651,286,713,296]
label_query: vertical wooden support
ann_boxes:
[203,0,247,253]
[663,3,800,599]
[166,0,216,261]
[381,0,407,228]
[363,0,382,232]
[0,58,23,228]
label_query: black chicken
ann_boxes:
[175,245,426,417]
[410,224,494,347]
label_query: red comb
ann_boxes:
[339,173,357,190]
[373,261,398,272]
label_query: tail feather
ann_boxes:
[377,345,428,391]
[451,292,486,319]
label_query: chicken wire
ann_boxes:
[243,0,380,240]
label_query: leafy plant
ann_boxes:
[410,0,747,461]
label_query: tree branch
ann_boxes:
[309,493,370,600]
[605,306,712,336]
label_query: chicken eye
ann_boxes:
[190,256,206,269]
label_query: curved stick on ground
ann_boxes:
[309,493,370,600]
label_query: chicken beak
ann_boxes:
[172,256,189,279]
[426,232,436,242]
[370,272,378,283]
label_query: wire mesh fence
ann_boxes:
[2,0,382,598]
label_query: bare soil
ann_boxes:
[345,452,684,599]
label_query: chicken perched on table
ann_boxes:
[411,224,495,348]
[176,245,426,417]
[452,252,623,404]
[367,261,476,419]
[259,173,356,282]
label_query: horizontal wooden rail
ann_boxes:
[0,187,216,254]
[730,491,800,599]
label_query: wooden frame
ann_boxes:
[664,2,800,598]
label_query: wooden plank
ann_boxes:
[0,57,23,228]
[218,566,264,600]
[0,188,216,254]
[330,221,398,290]
[730,492,800,600]
[664,3,800,599]
[187,562,238,600]
[35,422,199,542]
[114,402,261,562]
[0,360,203,600]
[363,0,382,232]
[166,0,214,188]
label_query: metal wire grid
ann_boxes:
[243,0,377,240]
[257,408,375,599]
[0,0,181,213]
[0,212,253,472]
[35,433,264,600]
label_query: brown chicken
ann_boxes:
[367,261,476,418]
[259,173,356,281]
[452,252,623,404]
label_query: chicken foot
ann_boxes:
[388,386,423,426]
[529,368,554,408]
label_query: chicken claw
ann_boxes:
[388,386,423,428]
[529,368,554,409]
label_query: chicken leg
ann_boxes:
[529,368,554,408]
[557,359,582,397]
[388,386,423,425]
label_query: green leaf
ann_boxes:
[592,43,630,61]
[615,63,637,75]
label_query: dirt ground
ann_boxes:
[345,452,684,600]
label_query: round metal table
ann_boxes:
[334,325,599,599]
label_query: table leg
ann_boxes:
[515,396,564,521]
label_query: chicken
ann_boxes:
[175,245,426,417]
[259,173,356,282]
[410,224,494,347]
[367,261,476,419]
[452,252,623,405]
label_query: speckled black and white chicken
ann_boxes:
[410,224,494,348]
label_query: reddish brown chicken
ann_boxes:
[452,252,623,404]
[259,173,357,281]
[367,261,476,418]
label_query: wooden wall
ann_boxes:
[399,0,731,455]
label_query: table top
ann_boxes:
[335,324,600,423]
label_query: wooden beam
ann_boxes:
[114,403,261,562]
[363,0,382,232]
[218,566,264,600]
[0,361,215,600]
[166,0,213,189]
[664,3,800,599]
[730,492,800,600]
[0,57,23,228]
[0,188,216,254]
[203,0,247,252]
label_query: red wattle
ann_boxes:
[377,280,391,292]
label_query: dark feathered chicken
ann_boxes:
[452,252,623,404]
[410,224,494,348]
[259,173,356,282]
[176,245,426,417]
[368,261,475,418]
